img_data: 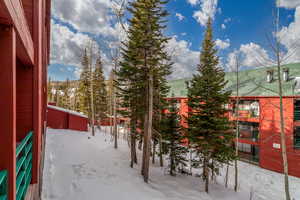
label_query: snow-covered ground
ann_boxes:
[42,128,300,200]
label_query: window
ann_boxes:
[233,100,259,118]
[238,122,259,142]
[237,142,259,163]
[294,100,300,121]
[294,127,300,149]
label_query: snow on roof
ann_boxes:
[168,63,300,97]
[47,105,88,118]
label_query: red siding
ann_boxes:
[173,96,300,178]
[69,115,88,132]
[16,61,33,142]
[47,108,69,129]
[259,97,300,177]
[47,107,88,131]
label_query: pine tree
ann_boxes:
[73,81,81,112]
[78,48,91,115]
[60,79,71,109]
[47,77,53,102]
[54,87,60,106]
[187,18,235,193]
[161,97,188,176]
[117,0,171,182]
[93,55,108,125]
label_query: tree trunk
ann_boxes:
[138,136,143,151]
[143,74,153,183]
[211,160,214,182]
[189,149,193,175]
[204,157,209,193]
[152,140,156,164]
[130,118,137,168]
[170,152,174,176]
[235,62,240,192]
[113,90,118,149]
[141,112,148,176]
[159,135,164,167]
[89,45,95,137]
[225,164,229,188]
[277,56,291,200]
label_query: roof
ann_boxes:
[48,105,88,118]
[168,63,300,97]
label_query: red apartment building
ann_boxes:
[168,63,300,178]
[0,0,51,199]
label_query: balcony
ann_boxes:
[294,100,300,121]
[237,142,260,164]
[294,127,300,149]
[230,100,260,122]
[235,121,260,143]
[0,170,7,200]
[16,131,33,200]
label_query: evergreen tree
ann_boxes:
[93,55,108,124]
[161,97,188,176]
[60,79,71,109]
[78,48,91,115]
[73,85,82,112]
[117,0,172,182]
[187,18,235,193]
[47,77,53,102]
[54,87,60,106]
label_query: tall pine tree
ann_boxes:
[117,0,171,182]
[93,55,108,125]
[60,79,71,109]
[187,18,235,193]
[78,48,91,115]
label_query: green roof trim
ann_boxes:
[168,63,300,97]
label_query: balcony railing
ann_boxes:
[295,138,300,149]
[0,170,7,200]
[16,131,33,200]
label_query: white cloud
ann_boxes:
[225,43,270,70]
[50,21,115,78]
[221,24,226,29]
[166,36,199,79]
[224,17,231,23]
[215,39,230,49]
[277,6,300,63]
[277,0,300,8]
[175,13,185,21]
[226,50,241,72]
[187,0,200,5]
[239,43,270,67]
[191,0,219,26]
[52,0,125,40]
[181,32,187,36]
[50,21,94,68]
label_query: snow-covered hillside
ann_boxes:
[42,128,300,200]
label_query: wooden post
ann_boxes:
[32,0,43,184]
[0,25,17,200]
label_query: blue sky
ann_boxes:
[49,0,300,81]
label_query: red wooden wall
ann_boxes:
[47,107,89,132]
[259,97,300,177]
[173,96,300,178]
[16,60,33,142]
[0,0,51,199]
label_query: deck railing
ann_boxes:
[0,170,7,200]
[16,131,33,200]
